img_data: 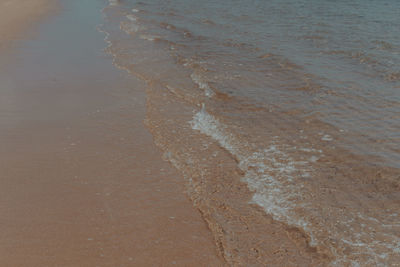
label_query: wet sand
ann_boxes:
[0,0,223,266]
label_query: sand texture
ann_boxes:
[0,0,54,49]
[0,0,224,266]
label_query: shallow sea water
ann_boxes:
[101,0,400,265]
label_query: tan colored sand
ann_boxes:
[0,81,225,266]
[0,1,225,266]
[0,0,54,48]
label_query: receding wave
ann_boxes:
[100,0,400,265]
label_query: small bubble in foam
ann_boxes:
[109,0,119,6]
[321,134,333,141]
[126,15,137,22]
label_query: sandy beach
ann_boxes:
[2,0,400,266]
[0,0,55,49]
[0,0,223,265]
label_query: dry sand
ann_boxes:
[0,0,224,266]
[0,0,55,48]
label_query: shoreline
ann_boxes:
[101,1,400,265]
[2,0,399,266]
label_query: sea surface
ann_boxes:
[101,0,400,265]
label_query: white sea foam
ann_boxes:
[121,15,141,35]
[190,73,215,98]
[321,134,333,141]
[126,14,138,22]
[190,106,400,266]
[190,106,317,243]
[109,0,119,6]
[121,22,140,35]
[139,34,159,41]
